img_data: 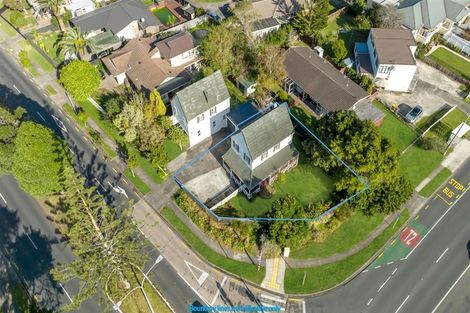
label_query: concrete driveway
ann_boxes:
[377,60,470,118]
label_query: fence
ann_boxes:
[159,15,208,36]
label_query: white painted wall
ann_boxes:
[251,135,293,169]
[115,72,126,84]
[252,24,281,38]
[116,21,139,40]
[172,97,230,147]
[378,64,417,92]
[169,47,198,67]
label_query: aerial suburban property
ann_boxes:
[1,0,470,311]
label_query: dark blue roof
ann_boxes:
[227,101,259,126]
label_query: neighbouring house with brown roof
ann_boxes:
[354,28,417,92]
[283,46,384,124]
[102,31,200,101]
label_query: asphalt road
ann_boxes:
[305,159,470,313]
[0,49,202,312]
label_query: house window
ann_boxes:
[210,106,217,116]
[243,153,251,165]
[212,121,216,127]
[261,151,268,161]
[273,143,280,153]
[233,141,239,152]
[197,114,205,123]
[197,130,201,136]
[378,66,392,74]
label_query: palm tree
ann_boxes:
[39,0,66,31]
[56,27,95,60]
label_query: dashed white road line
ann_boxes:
[25,233,38,250]
[0,193,6,205]
[36,112,46,122]
[367,298,373,306]
[435,248,449,263]
[377,276,391,293]
[68,147,75,155]
[431,263,470,313]
[210,276,227,306]
[395,295,410,313]
[392,268,398,275]
[302,300,306,313]
[12,84,20,93]
[59,283,73,303]
[260,294,287,304]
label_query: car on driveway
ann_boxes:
[405,105,423,123]
[207,11,222,23]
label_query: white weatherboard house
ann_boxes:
[152,32,199,67]
[171,71,230,147]
[355,28,418,92]
[222,105,299,199]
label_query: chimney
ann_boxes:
[313,45,324,58]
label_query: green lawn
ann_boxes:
[399,146,444,188]
[284,210,409,294]
[419,167,452,197]
[416,106,451,130]
[0,17,17,37]
[290,212,385,259]
[18,39,55,73]
[37,31,63,63]
[373,100,418,151]
[163,138,184,161]
[429,47,470,80]
[152,7,177,25]
[141,0,154,6]
[161,207,265,284]
[425,107,470,140]
[229,162,334,217]
[124,168,151,195]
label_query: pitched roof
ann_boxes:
[71,0,161,34]
[174,71,230,121]
[399,0,469,29]
[251,17,280,32]
[101,38,168,90]
[250,0,305,19]
[241,105,293,159]
[155,32,196,60]
[370,28,417,65]
[285,46,368,112]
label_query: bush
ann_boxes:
[19,50,31,68]
[415,42,430,59]
[9,10,28,28]
[62,10,73,26]
[330,39,348,64]
[195,7,205,16]
[359,75,375,94]
[59,60,101,100]
[417,136,446,152]
[350,0,366,15]
[354,14,371,30]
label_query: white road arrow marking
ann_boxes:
[52,115,67,133]
[107,181,128,199]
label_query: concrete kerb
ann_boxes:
[172,103,369,222]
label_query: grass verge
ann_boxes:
[18,39,55,73]
[124,168,151,195]
[429,47,470,80]
[284,210,409,294]
[419,167,452,197]
[399,146,443,188]
[290,212,385,259]
[0,16,17,37]
[161,207,265,284]
[45,84,57,95]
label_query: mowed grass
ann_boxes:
[0,17,17,37]
[230,162,334,217]
[284,210,409,294]
[429,47,470,80]
[400,146,444,188]
[373,100,417,151]
[419,167,452,197]
[290,212,385,259]
[124,168,151,195]
[161,207,265,284]
[18,39,55,72]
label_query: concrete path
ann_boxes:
[262,258,285,293]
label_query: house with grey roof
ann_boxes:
[71,0,161,40]
[222,104,299,199]
[251,17,281,38]
[171,71,230,146]
[367,0,470,44]
[355,28,418,92]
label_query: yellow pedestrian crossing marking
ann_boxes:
[266,258,280,290]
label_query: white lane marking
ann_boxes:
[431,263,470,313]
[374,266,381,269]
[435,248,449,263]
[52,115,67,133]
[59,283,73,303]
[363,269,369,273]
[406,187,470,260]
[94,178,105,190]
[68,147,75,155]
[367,298,373,306]
[25,233,38,250]
[377,276,391,293]
[177,272,210,306]
[302,301,306,313]
[210,276,227,306]
[12,84,20,93]
[0,193,6,205]
[36,112,46,122]
[260,294,287,304]
[395,295,410,313]
[392,268,398,275]
[387,262,394,265]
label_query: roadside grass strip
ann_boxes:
[429,47,470,80]
[284,211,409,294]
[124,168,151,195]
[419,168,452,197]
[161,207,265,284]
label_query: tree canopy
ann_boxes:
[293,0,329,40]
[59,60,101,100]
[12,121,65,197]
[200,25,236,76]
[302,111,412,214]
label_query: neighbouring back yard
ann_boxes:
[429,47,470,80]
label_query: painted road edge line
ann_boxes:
[431,263,470,313]
[405,186,470,260]
[0,193,6,205]
[210,276,227,306]
[177,272,210,306]
[435,248,449,263]
[59,283,74,303]
[395,295,410,313]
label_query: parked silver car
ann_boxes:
[405,105,423,123]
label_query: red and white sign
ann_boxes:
[400,226,421,248]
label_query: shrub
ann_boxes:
[354,14,371,30]
[350,0,366,15]
[195,7,205,16]
[330,39,348,64]
[19,50,31,68]
[59,60,101,100]
[9,10,28,28]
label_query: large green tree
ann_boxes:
[293,0,329,41]
[12,122,65,196]
[200,25,236,76]
[51,168,147,311]
[59,60,101,101]
[302,111,412,214]
[113,94,146,143]
[266,194,309,247]
[56,27,95,59]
